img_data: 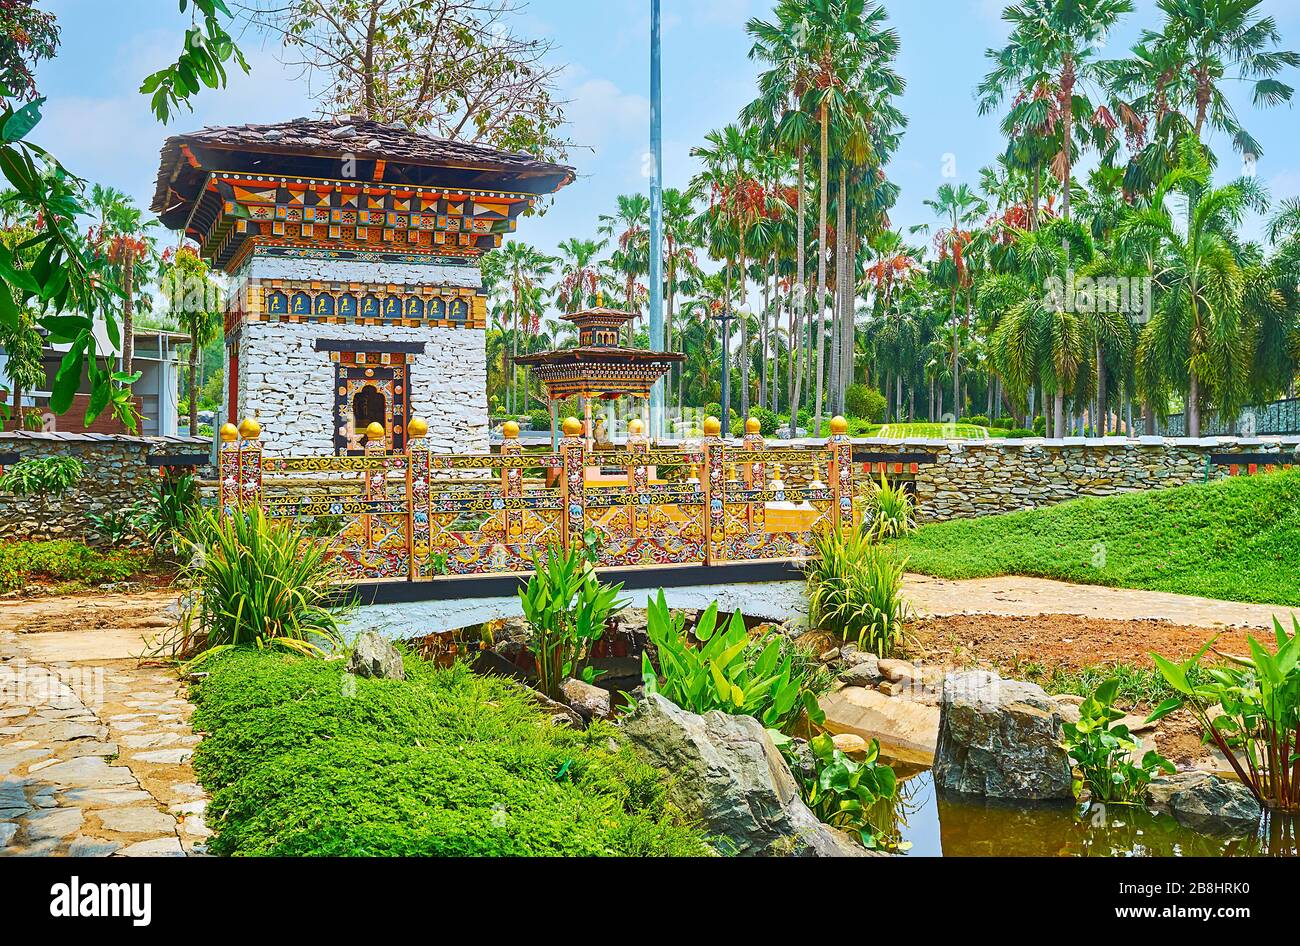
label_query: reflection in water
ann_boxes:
[892,771,1299,857]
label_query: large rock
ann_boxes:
[933,671,1073,801]
[346,630,405,680]
[819,686,940,767]
[621,694,870,857]
[1145,773,1262,834]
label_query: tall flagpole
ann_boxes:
[647,0,665,439]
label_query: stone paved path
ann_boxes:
[905,574,1293,630]
[0,592,209,857]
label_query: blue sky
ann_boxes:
[32,0,1300,267]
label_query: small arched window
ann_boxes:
[353,384,386,442]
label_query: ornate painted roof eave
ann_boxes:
[512,347,687,367]
[152,117,576,229]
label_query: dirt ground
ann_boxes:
[906,612,1271,674]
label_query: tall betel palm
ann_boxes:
[598,194,651,345]
[1121,139,1263,437]
[978,0,1135,221]
[88,185,157,379]
[919,183,987,421]
[555,237,607,314]
[495,241,555,415]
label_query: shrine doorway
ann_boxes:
[353,384,387,443]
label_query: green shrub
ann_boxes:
[135,473,199,557]
[0,455,84,499]
[0,540,155,593]
[846,384,886,424]
[1063,678,1174,804]
[181,509,344,665]
[519,546,625,700]
[807,529,910,656]
[190,650,711,856]
[641,592,826,733]
[1004,427,1037,438]
[749,406,779,436]
[965,414,991,427]
[526,408,552,431]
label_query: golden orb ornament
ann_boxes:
[238,417,262,440]
[744,417,761,435]
[219,422,239,443]
[562,416,583,437]
[365,422,386,441]
[829,415,849,436]
[407,417,429,439]
[628,418,644,435]
[703,416,722,437]
[502,420,520,439]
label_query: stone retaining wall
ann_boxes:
[855,436,1300,523]
[0,432,211,540]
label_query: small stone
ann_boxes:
[560,678,612,721]
[346,630,406,680]
[830,733,870,756]
[0,823,17,847]
[818,648,841,664]
[876,658,919,683]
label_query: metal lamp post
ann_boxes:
[711,306,734,438]
[647,0,665,440]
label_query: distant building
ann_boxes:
[151,117,574,455]
[0,325,188,437]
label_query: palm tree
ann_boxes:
[1109,0,1299,192]
[978,0,1135,221]
[495,241,555,415]
[160,245,222,435]
[661,187,700,416]
[919,183,987,420]
[1121,140,1262,436]
[555,237,607,313]
[89,185,157,378]
[598,194,651,344]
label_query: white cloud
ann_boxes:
[564,76,650,157]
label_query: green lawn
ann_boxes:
[876,422,992,440]
[888,469,1300,607]
[190,649,712,856]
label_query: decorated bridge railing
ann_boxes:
[218,415,860,584]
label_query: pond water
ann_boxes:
[888,771,1300,857]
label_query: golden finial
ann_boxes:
[502,420,520,439]
[365,422,386,440]
[407,417,429,439]
[628,418,644,435]
[830,415,849,436]
[238,417,261,440]
[562,416,583,437]
[745,416,761,435]
[703,415,722,437]
[219,422,239,443]
[596,290,603,308]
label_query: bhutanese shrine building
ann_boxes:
[151,118,574,454]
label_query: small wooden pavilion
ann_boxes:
[514,304,683,449]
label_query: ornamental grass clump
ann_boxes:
[864,472,917,541]
[1148,616,1300,812]
[180,508,344,666]
[807,528,910,657]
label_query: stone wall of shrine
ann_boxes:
[223,249,488,455]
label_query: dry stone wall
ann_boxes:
[0,432,211,540]
[886,436,1300,522]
